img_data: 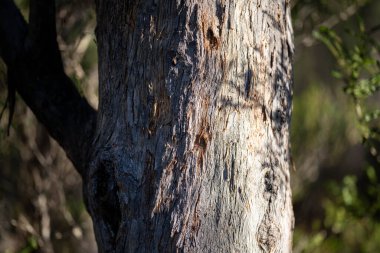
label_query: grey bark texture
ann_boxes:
[88,0,294,252]
[0,0,294,252]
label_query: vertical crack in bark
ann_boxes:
[95,159,122,237]
[86,152,122,252]
[244,69,253,98]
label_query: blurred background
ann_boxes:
[0,0,380,252]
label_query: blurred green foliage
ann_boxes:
[293,4,380,252]
[315,21,380,153]
[18,237,38,253]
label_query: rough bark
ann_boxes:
[0,0,294,252]
[89,0,294,252]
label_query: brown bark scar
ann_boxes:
[201,11,220,51]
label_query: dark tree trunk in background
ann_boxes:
[0,0,294,252]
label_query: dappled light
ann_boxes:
[0,0,379,252]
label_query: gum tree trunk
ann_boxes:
[0,0,294,252]
[88,0,294,252]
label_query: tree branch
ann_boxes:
[28,0,63,74]
[0,0,97,176]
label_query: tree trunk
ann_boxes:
[86,0,294,252]
[0,0,294,252]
